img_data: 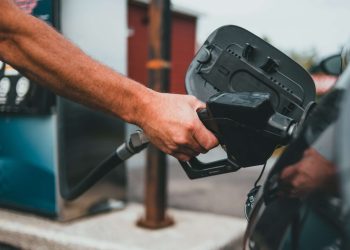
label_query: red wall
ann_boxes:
[127,3,197,94]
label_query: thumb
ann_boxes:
[189,95,206,111]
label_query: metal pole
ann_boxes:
[137,0,174,229]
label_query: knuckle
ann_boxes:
[174,135,188,146]
[164,143,177,155]
[185,122,195,132]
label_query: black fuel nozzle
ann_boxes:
[180,25,316,179]
[179,92,303,179]
[205,92,293,167]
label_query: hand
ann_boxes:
[280,148,337,198]
[138,92,218,161]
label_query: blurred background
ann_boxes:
[0,0,349,249]
[127,0,349,218]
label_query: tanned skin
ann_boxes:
[0,0,218,161]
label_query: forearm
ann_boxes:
[0,1,219,161]
[0,3,153,125]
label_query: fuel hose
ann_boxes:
[60,130,149,200]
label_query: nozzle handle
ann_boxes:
[179,158,240,179]
[196,108,219,135]
[178,109,240,179]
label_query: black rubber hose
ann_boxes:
[60,152,124,201]
[60,131,149,201]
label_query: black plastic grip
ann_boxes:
[198,109,218,132]
[179,158,240,179]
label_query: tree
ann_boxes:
[288,48,319,71]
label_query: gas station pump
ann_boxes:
[0,0,128,220]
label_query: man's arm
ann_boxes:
[0,0,218,160]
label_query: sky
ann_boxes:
[172,0,350,59]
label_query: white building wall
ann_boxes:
[60,0,128,74]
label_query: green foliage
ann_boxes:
[260,35,318,71]
[288,48,319,71]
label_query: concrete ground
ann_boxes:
[127,147,276,218]
[0,204,246,250]
[0,146,276,250]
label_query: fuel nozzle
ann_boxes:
[179,91,316,179]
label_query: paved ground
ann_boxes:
[0,147,254,250]
[127,147,276,218]
[0,204,246,250]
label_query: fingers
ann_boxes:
[280,165,298,181]
[172,152,195,162]
[183,133,208,154]
[192,123,219,152]
[174,95,217,156]
[141,94,219,161]
[177,146,199,160]
[280,164,306,197]
[154,134,200,161]
[190,96,219,151]
[279,165,297,194]
[169,139,202,161]
[170,129,216,160]
[165,129,210,161]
